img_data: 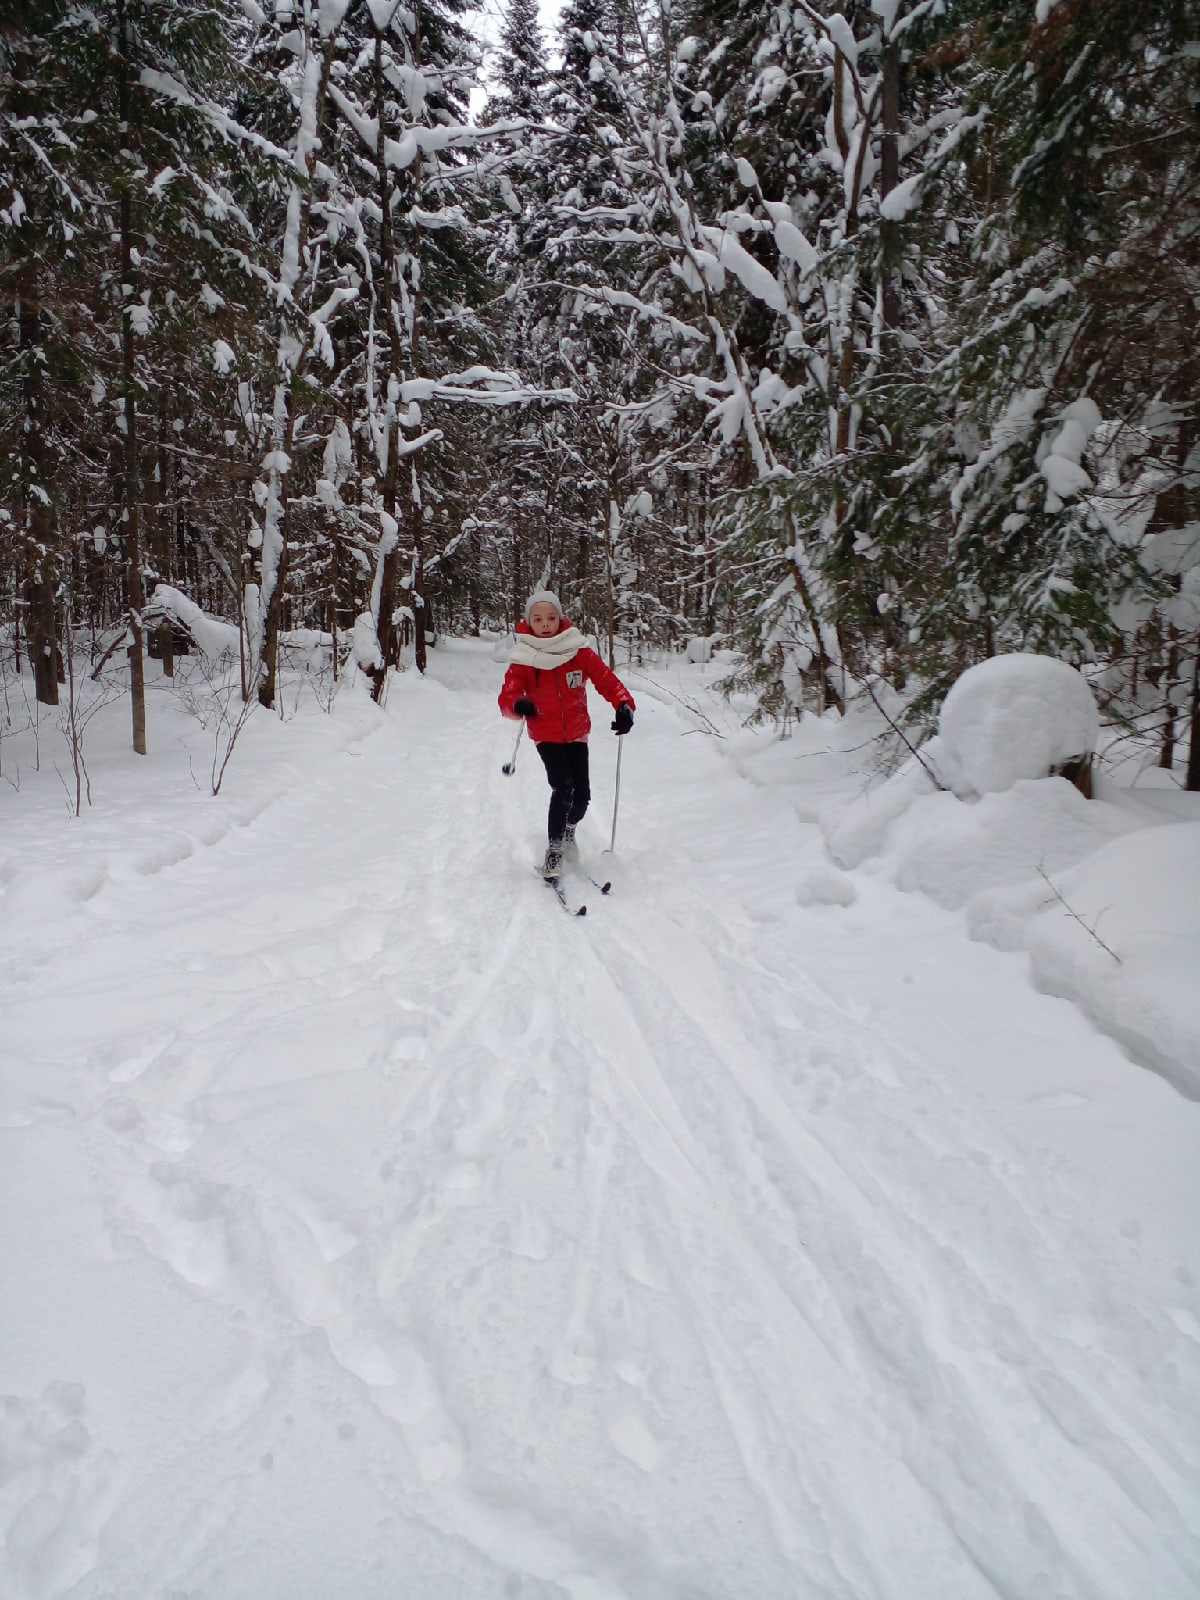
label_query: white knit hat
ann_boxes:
[524,588,562,623]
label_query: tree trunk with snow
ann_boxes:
[256,20,338,710]
[257,384,297,711]
[367,24,405,703]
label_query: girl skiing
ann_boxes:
[499,590,635,879]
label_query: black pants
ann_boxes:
[537,741,590,844]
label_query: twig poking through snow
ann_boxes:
[1036,865,1122,964]
[864,678,946,790]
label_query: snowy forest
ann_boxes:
[4,4,1200,1597]
[2,0,1197,775]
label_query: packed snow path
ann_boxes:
[2,642,1197,1600]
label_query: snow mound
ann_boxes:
[823,757,938,870]
[795,859,857,907]
[939,654,1099,795]
[968,823,1200,1099]
[819,705,1195,1095]
[892,778,1140,909]
[825,769,1140,909]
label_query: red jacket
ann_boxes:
[498,620,634,744]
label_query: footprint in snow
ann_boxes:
[608,1408,663,1473]
[108,1162,242,1293]
[101,1095,194,1158]
[549,1346,598,1386]
[0,1382,121,1600]
[618,1230,665,1291]
[509,1202,552,1261]
[328,1325,465,1483]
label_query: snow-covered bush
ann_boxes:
[937,653,1099,796]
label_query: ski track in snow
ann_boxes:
[1,643,1198,1599]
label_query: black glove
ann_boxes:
[514,698,537,719]
[611,703,634,735]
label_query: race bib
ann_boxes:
[566,670,583,689]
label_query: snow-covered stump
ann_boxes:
[935,653,1100,799]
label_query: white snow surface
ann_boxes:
[1,642,1198,1600]
[969,821,1200,1100]
[938,652,1100,795]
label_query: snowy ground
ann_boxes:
[1,638,1198,1600]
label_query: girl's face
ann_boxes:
[529,602,561,638]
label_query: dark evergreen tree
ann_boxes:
[488,0,549,123]
[876,0,1199,747]
[1,0,268,738]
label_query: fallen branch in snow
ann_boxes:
[90,626,131,681]
[638,672,727,738]
[864,678,947,791]
[1035,866,1122,965]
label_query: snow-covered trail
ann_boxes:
[2,642,1197,1600]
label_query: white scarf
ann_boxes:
[510,626,587,668]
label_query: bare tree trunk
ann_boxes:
[370,25,404,702]
[258,410,293,710]
[1152,418,1192,774]
[158,621,175,678]
[413,543,427,675]
[510,507,523,624]
[605,493,618,668]
[25,552,60,705]
[783,507,844,715]
[121,240,148,756]
[879,41,902,337]
[17,265,60,705]
[1159,621,1179,771]
[117,0,147,754]
[1186,647,1200,792]
[469,524,482,636]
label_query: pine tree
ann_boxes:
[488,0,549,123]
[1,0,267,739]
[0,0,92,704]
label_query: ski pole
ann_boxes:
[502,720,524,776]
[608,735,624,852]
